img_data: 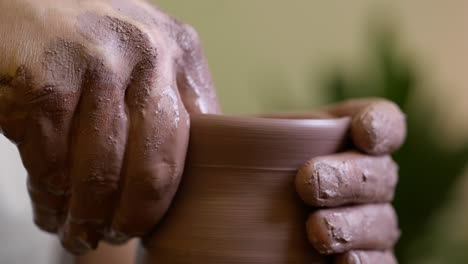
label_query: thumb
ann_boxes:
[324,98,406,155]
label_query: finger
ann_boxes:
[306,204,400,254]
[23,114,70,232]
[335,250,398,264]
[111,46,190,237]
[28,186,67,233]
[324,98,406,155]
[10,66,77,233]
[296,151,398,207]
[175,22,221,114]
[60,71,128,254]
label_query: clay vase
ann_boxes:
[139,114,350,263]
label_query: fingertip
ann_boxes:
[110,210,148,239]
[110,205,161,239]
[59,216,101,255]
[295,160,321,206]
[32,204,63,233]
[109,213,141,240]
[306,211,337,255]
[306,204,400,254]
[61,236,93,256]
[351,101,406,155]
[28,187,67,234]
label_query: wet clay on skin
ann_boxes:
[324,99,406,155]
[296,151,398,207]
[307,204,400,254]
[0,0,219,254]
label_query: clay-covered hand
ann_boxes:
[295,99,405,264]
[0,0,219,254]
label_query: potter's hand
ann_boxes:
[295,99,405,264]
[0,0,219,254]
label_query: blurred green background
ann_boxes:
[155,1,468,263]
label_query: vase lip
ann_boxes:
[187,114,351,170]
[190,114,351,130]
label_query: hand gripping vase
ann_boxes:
[139,114,350,263]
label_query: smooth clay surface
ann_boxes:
[139,114,350,263]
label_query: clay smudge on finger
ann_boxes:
[1,0,220,255]
[174,23,221,114]
[75,12,193,238]
[107,0,221,114]
[1,39,93,233]
[41,39,127,252]
[296,151,398,207]
[75,9,217,242]
[350,100,406,155]
[324,99,406,155]
[306,204,400,254]
[335,250,398,264]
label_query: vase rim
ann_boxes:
[190,114,351,130]
[186,114,351,170]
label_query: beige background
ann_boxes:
[155,0,468,145]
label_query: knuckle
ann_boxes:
[129,163,181,200]
[77,13,158,67]
[75,172,119,193]
[27,173,70,197]
[33,87,77,115]
[177,22,201,52]
[0,66,74,116]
